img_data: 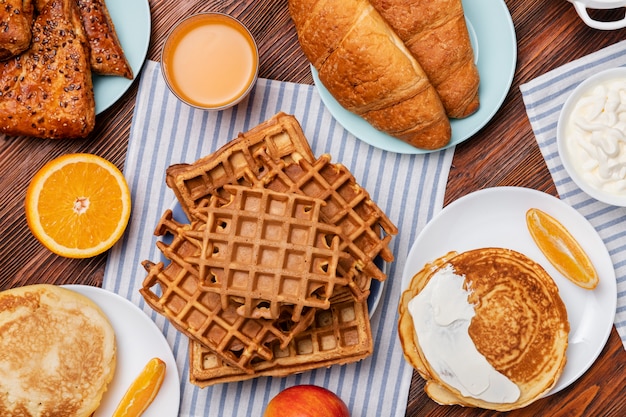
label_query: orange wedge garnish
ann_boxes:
[112,357,166,417]
[526,208,599,289]
[24,153,131,258]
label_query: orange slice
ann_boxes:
[113,357,166,417]
[25,153,131,258]
[526,207,599,289]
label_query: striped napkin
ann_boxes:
[520,40,626,350]
[103,60,454,417]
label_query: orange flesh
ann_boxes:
[112,357,166,417]
[163,14,257,108]
[526,208,599,290]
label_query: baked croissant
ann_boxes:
[289,0,451,150]
[369,0,479,118]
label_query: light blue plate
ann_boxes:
[160,200,385,318]
[312,0,517,154]
[92,0,151,114]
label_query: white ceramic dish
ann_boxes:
[93,0,151,114]
[401,187,616,396]
[568,0,626,30]
[557,66,626,206]
[312,0,517,154]
[161,200,385,317]
[62,285,180,417]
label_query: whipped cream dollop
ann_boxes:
[565,78,626,194]
[408,265,520,403]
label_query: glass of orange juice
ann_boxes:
[161,13,259,110]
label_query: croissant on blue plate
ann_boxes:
[289,0,451,150]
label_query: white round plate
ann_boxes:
[163,200,385,317]
[93,0,151,114]
[312,0,517,154]
[401,187,616,395]
[63,285,180,417]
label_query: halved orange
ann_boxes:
[113,357,166,417]
[526,207,599,290]
[25,153,131,258]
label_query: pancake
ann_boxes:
[0,284,116,417]
[398,248,569,411]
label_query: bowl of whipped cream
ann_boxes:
[557,66,626,206]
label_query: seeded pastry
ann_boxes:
[76,0,133,79]
[0,0,95,139]
[0,0,34,60]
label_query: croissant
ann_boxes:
[369,0,479,118]
[289,0,451,150]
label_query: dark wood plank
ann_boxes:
[0,0,624,415]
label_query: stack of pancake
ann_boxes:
[398,248,570,411]
[140,113,398,386]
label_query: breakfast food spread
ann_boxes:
[140,113,397,386]
[0,284,117,417]
[398,248,569,411]
[0,0,34,60]
[288,0,451,150]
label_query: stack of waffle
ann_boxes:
[140,113,398,387]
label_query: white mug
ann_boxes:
[568,0,626,30]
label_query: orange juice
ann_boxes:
[162,13,259,109]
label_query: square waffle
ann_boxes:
[140,113,397,386]
[188,287,373,387]
[166,112,316,219]
[186,184,351,322]
[252,148,398,301]
[140,209,317,374]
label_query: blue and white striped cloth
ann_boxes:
[520,40,626,350]
[102,60,454,416]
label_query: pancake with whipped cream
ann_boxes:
[398,248,569,411]
[0,284,116,417]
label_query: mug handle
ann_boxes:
[572,2,626,30]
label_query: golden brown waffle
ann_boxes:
[189,287,372,387]
[140,209,317,374]
[166,112,316,219]
[141,113,394,384]
[253,148,398,301]
[187,184,350,321]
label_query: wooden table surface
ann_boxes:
[1,0,625,415]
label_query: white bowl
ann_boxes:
[557,66,626,206]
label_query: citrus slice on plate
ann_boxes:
[113,357,166,417]
[25,153,131,258]
[526,207,599,289]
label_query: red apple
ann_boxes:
[263,384,351,417]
